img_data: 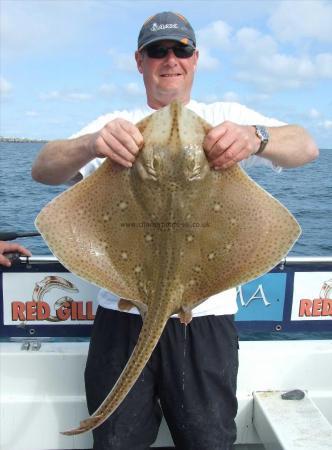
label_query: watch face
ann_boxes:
[257,126,269,141]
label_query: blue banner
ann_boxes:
[235,273,287,321]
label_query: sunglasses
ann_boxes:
[144,44,195,59]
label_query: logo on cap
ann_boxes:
[150,23,179,32]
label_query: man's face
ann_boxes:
[135,40,199,109]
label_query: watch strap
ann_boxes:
[254,125,269,155]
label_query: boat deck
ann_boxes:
[1,339,331,449]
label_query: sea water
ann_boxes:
[0,142,331,256]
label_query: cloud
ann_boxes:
[319,120,332,130]
[92,80,146,107]
[108,49,137,72]
[198,91,241,104]
[98,81,144,101]
[236,54,314,89]
[40,90,93,101]
[235,27,277,55]
[230,26,332,92]
[67,93,92,101]
[39,79,145,107]
[2,2,79,56]
[308,108,320,119]
[1,0,125,58]
[25,110,39,117]
[39,91,61,101]
[197,46,220,71]
[0,76,12,95]
[196,20,231,71]
[199,93,220,103]
[222,91,240,102]
[316,53,332,77]
[99,83,117,95]
[197,20,232,49]
[123,82,143,96]
[269,0,332,43]
[194,11,332,92]
[236,51,332,91]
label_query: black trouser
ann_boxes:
[85,307,239,450]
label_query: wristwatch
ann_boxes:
[254,125,269,155]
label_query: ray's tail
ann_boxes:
[61,306,169,436]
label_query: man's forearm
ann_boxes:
[259,125,319,168]
[203,121,318,170]
[31,134,94,185]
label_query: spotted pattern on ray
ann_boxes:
[35,101,300,435]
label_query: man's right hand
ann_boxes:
[0,241,31,267]
[90,118,144,168]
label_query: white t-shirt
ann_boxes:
[74,100,284,317]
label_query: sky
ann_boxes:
[1,0,332,148]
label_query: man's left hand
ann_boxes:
[203,121,260,170]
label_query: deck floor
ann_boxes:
[150,446,265,449]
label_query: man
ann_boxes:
[0,241,31,267]
[32,11,318,450]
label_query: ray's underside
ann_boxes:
[35,102,300,435]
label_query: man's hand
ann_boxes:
[90,119,144,168]
[0,241,32,267]
[203,121,260,170]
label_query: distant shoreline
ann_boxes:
[0,137,330,152]
[0,137,48,143]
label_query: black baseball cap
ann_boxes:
[138,12,196,51]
